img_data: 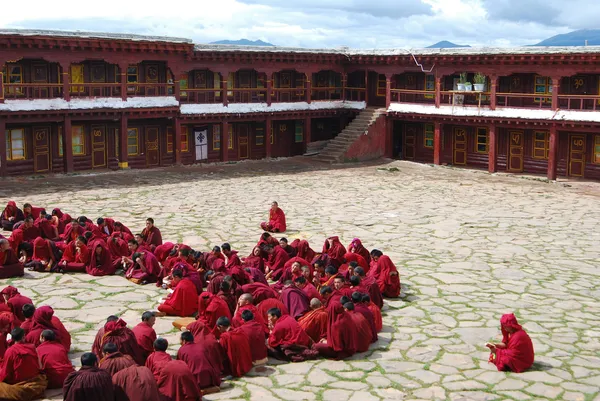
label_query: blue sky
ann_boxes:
[0,0,595,48]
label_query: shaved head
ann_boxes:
[310,298,322,309]
[239,293,254,304]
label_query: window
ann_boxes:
[228,125,233,149]
[213,125,221,150]
[533,131,550,159]
[127,128,139,155]
[376,74,386,97]
[424,124,434,148]
[534,76,551,103]
[166,127,174,153]
[593,135,600,164]
[181,126,189,152]
[295,121,304,143]
[227,73,234,97]
[72,126,85,156]
[6,128,25,160]
[256,127,265,146]
[214,72,221,98]
[5,64,23,95]
[476,127,489,153]
[70,64,84,93]
[179,73,188,98]
[127,66,138,83]
[58,127,63,157]
[424,75,435,99]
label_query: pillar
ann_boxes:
[61,63,70,102]
[266,74,272,106]
[174,118,182,165]
[490,75,498,110]
[221,72,229,107]
[384,116,393,158]
[222,121,229,161]
[385,75,392,109]
[305,117,311,144]
[341,73,347,101]
[119,64,128,101]
[63,116,74,173]
[265,116,272,158]
[174,81,181,102]
[0,66,5,104]
[0,119,6,176]
[551,77,561,111]
[434,76,443,108]
[488,124,497,173]
[433,122,442,165]
[119,115,129,169]
[306,73,312,104]
[364,71,369,104]
[547,124,558,180]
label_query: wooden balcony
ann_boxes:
[311,86,342,101]
[69,83,121,98]
[271,88,304,103]
[345,87,366,102]
[3,83,63,99]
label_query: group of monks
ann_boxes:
[0,199,535,400]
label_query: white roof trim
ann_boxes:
[180,101,366,115]
[0,97,179,112]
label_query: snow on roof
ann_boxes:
[180,101,366,115]
[0,97,179,112]
[0,29,193,44]
[388,103,600,124]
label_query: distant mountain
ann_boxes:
[209,39,275,46]
[426,41,471,49]
[532,29,600,46]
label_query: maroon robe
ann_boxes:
[266,246,290,280]
[145,351,172,382]
[348,311,373,352]
[280,286,310,319]
[63,366,115,401]
[99,352,137,376]
[141,226,162,251]
[24,306,71,352]
[241,283,278,304]
[87,241,116,276]
[219,328,253,377]
[0,248,24,279]
[100,319,146,365]
[355,303,378,343]
[157,360,202,401]
[195,292,232,335]
[112,365,160,401]
[177,342,221,389]
[37,340,75,388]
[298,307,328,343]
[490,314,535,373]
[322,236,347,267]
[268,314,312,349]
[131,322,157,361]
[314,303,358,360]
[1,286,32,322]
[256,298,289,323]
[158,278,199,317]
[239,320,268,362]
[232,304,268,335]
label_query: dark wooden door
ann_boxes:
[145,127,160,166]
[508,131,524,172]
[568,134,586,177]
[272,121,293,157]
[91,125,107,168]
[404,125,416,160]
[238,124,249,159]
[33,127,50,173]
[453,127,467,165]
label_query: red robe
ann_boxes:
[239,320,268,362]
[0,247,22,278]
[348,311,373,352]
[126,251,161,283]
[141,226,163,251]
[37,340,75,388]
[280,286,310,319]
[154,242,175,264]
[196,292,232,334]
[256,298,289,324]
[24,305,71,352]
[157,360,201,401]
[131,322,157,361]
[100,319,146,365]
[369,255,400,298]
[145,351,172,382]
[343,252,368,269]
[1,286,32,322]
[262,207,286,232]
[348,238,371,266]
[87,241,116,276]
[241,283,278,304]
[322,236,347,267]
[219,328,253,377]
[266,246,290,279]
[301,283,322,303]
[158,278,199,317]
[112,365,160,401]
[290,239,316,264]
[64,366,114,401]
[99,352,137,376]
[0,342,40,384]
[367,302,383,332]
[298,307,328,343]
[60,240,91,272]
[177,342,221,389]
[362,275,384,309]
[232,304,268,335]
[268,314,312,348]
[491,314,535,373]
[324,303,358,356]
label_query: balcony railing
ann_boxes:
[557,94,600,111]
[391,89,435,104]
[441,90,492,107]
[345,87,366,102]
[311,87,343,101]
[126,83,174,97]
[496,92,551,109]
[3,83,63,99]
[69,83,121,98]
[179,88,221,104]
[228,88,267,103]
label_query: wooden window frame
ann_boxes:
[213,125,221,150]
[166,127,174,153]
[228,125,234,149]
[227,73,234,97]
[376,74,386,97]
[127,128,139,156]
[6,128,26,161]
[475,127,489,154]
[534,76,551,104]
[593,135,600,165]
[295,121,304,143]
[70,64,85,94]
[533,131,550,160]
[424,124,434,148]
[255,127,265,146]
[424,75,435,99]
[72,125,86,156]
[181,126,189,152]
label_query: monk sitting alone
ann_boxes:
[63,353,115,401]
[486,313,534,373]
[261,201,286,233]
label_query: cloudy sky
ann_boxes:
[0,0,595,48]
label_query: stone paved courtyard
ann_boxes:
[2,158,600,401]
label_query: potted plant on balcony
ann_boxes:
[457,72,468,91]
[474,73,486,92]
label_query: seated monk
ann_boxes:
[222,243,242,269]
[17,243,33,266]
[96,217,114,237]
[232,294,268,335]
[26,237,61,273]
[157,270,199,317]
[351,293,378,340]
[58,236,90,273]
[1,201,24,231]
[486,313,534,373]
[99,342,137,376]
[348,238,371,266]
[20,217,41,243]
[157,360,202,401]
[343,302,374,352]
[368,250,400,298]
[131,312,157,362]
[298,298,328,343]
[141,218,162,252]
[272,260,307,292]
[256,297,289,323]
[205,270,225,295]
[319,285,343,310]
[61,220,83,243]
[290,239,316,263]
[0,312,20,360]
[177,331,221,394]
[0,328,48,400]
[126,251,160,285]
[0,239,24,279]
[108,236,130,270]
[205,246,225,272]
[216,317,253,378]
[112,221,134,242]
[294,276,322,303]
[92,315,118,359]
[314,303,358,360]
[20,304,35,334]
[266,308,317,362]
[322,236,347,268]
[262,244,290,282]
[280,280,310,319]
[98,318,145,365]
[321,265,341,289]
[245,266,269,286]
[216,281,236,315]
[344,252,368,271]
[333,276,354,298]
[154,242,175,266]
[241,282,278,305]
[257,232,280,249]
[86,241,116,277]
[50,209,70,236]
[238,310,268,366]
[63,353,115,401]
[36,214,60,241]
[242,246,265,273]
[362,294,382,333]
[24,306,71,351]
[3,286,33,322]
[37,329,74,389]
[112,365,160,401]
[145,338,172,382]
[354,267,383,309]
[279,238,296,258]
[261,201,286,233]
[194,292,231,336]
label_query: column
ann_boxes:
[341,73,347,101]
[490,75,498,110]
[305,117,312,144]
[266,73,272,106]
[119,64,128,101]
[385,74,392,109]
[0,119,6,176]
[0,63,5,104]
[63,116,74,173]
[222,120,229,161]
[174,81,181,102]
[174,117,182,165]
[221,72,229,107]
[547,124,558,180]
[364,71,369,104]
[434,76,443,108]
[488,124,497,173]
[306,73,312,104]
[551,77,561,111]
[384,116,394,158]
[433,122,442,165]
[119,115,129,169]
[61,63,71,102]
[265,116,272,158]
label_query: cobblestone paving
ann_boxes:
[2,158,600,401]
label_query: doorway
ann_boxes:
[568,134,586,177]
[508,131,524,172]
[453,127,467,165]
[145,127,160,166]
[91,125,107,168]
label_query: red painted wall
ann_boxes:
[342,115,387,161]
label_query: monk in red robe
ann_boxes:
[290,239,316,264]
[36,215,60,241]
[348,238,371,266]
[18,217,41,244]
[368,250,400,298]
[272,259,307,292]
[294,276,322,303]
[279,238,296,258]
[24,305,71,351]
[141,218,162,252]
[216,281,236,315]
[0,328,48,400]
[0,312,20,361]
[177,331,221,393]
[131,312,157,362]
[0,239,24,279]
[232,294,268,335]
[19,304,34,334]
[322,236,347,268]
[241,282,278,304]
[86,241,116,276]
[112,365,160,401]
[28,237,62,272]
[108,236,130,269]
[145,338,172,382]
[263,244,290,281]
[126,251,160,285]
[157,360,202,401]
[361,294,382,333]
[92,316,118,359]
[59,236,91,273]
[1,201,24,231]
[256,297,289,323]
[280,281,310,319]
[112,221,133,241]
[298,298,328,343]
[99,318,145,365]
[343,302,374,352]
[241,246,265,273]
[99,342,137,376]
[238,310,268,365]
[261,201,286,232]
[158,270,199,317]
[266,308,316,362]
[193,292,231,336]
[216,317,253,377]
[319,286,343,310]
[37,329,75,389]
[314,303,358,360]
[486,313,534,373]
[63,353,115,401]
[61,220,84,243]
[354,267,383,309]
[96,217,115,237]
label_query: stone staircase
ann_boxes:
[304,140,331,156]
[313,107,386,163]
